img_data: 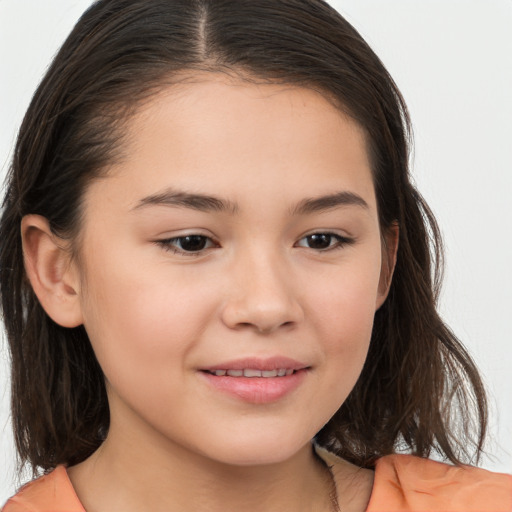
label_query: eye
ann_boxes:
[295,233,353,251]
[156,235,217,254]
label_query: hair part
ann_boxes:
[0,0,487,475]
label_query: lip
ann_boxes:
[201,356,308,372]
[199,357,310,404]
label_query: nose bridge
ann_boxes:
[221,239,302,333]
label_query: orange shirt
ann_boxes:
[3,453,512,512]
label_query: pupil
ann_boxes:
[181,236,206,251]
[308,234,331,249]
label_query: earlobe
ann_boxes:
[21,215,83,328]
[376,222,399,310]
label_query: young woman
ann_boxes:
[1,1,511,511]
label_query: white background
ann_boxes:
[1,0,511,502]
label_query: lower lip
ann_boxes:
[200,370,308,404]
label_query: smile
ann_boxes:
[206,369,295,377]
[200,358,309,403]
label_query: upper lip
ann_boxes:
[201,357,309,372]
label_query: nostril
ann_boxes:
[220,289,304,333]
[255,320,296,334]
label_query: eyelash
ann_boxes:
[156,235,219,256]
[295,232,355,251]
[155,232,354,256]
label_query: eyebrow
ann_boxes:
[132,189,239,214]
[291,191,369,215]
[132,188,368,215]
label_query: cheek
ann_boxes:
[305,250,382,379]
[77,249,216,385]
[312,253,381,337]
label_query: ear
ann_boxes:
[376,222,399,310]
[21,215,83,328]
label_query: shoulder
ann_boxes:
[2,466,85,512]
[367,454,512,512]
[315,446,512,512]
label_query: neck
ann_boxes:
[68,425,334,512]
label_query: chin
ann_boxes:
[197,432,313,467]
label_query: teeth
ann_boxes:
[244,369,262,377]
[211,368,295,377]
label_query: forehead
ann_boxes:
[85,74,377,216]
[128,73,367,156]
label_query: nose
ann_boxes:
[220,246,304,334]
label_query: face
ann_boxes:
[74,75,392,466]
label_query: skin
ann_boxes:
[22,74,397,512]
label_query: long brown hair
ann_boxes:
[0,0,487,474]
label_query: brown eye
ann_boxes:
[176,235,209,251]
[295,233,353,251]
[157,235,216,254]
[305,234,334,249]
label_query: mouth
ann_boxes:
[204,368,296,377]
[200,357,309,376]
[199,358,309,403]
